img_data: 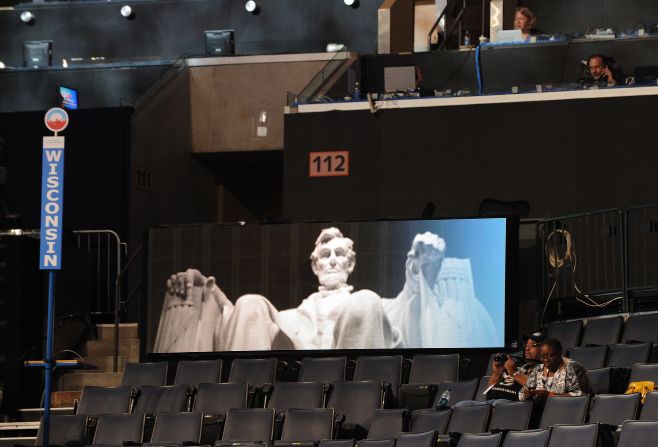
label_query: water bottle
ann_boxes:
[436,387,451,409]
[353,81,361,101]
[464,30,471,47]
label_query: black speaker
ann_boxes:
[23,40,53,68]
[204,30,235,57]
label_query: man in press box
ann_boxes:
[153,227,499,352]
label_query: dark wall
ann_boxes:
[0,108,131,232]
[283,94,658,221]
[521,0,658,36]
[0,0,381,67]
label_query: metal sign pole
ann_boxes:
[38,107,69,447]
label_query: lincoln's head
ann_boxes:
[310,227,356,291]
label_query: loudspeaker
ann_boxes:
[23,40,52,68]
[204,30,235,57]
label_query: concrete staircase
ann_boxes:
[52,323,140,407]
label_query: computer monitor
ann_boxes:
[204,29,235,57]
[23,40,53,68]
[58,86,79,110]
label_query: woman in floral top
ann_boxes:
[520,337,592,400]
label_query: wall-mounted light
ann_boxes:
[120,5,135,19]
[245,1,260,14]
[344,0,359,7]
[20,11,35,24]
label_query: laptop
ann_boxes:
[492,29,524,43]
[384,66,416,92]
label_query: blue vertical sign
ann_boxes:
[39,136,65,269]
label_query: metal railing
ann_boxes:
[73,230,126,372]
[537,209,625,322]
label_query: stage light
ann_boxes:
[344,0,359,7]
[20,11,35,24]
[0,61,5,69]
[120,5,134,18]
[245,0,259,14]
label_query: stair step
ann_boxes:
[84,339,140,357]
[96,323,138,341]
[57,372,123,390]
[85,355,139,373]
[51,391,82,408]
[15,407,74,422]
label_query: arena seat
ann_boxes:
[395,430,436,447]
[298,357,347,383]
[607,343,651,367]
[121,362,168,388]
[194,382,248,414]
[193,382,249,445]
[588,393,640,426]
[443,404,491,436]
[229,358,278,387]
[76,386,133,416]
[400,355,459,410]
[274,408,334,447]
[173,359,223,388]
[216,408,275,447]
[133,384,191,415]
[229,358,278,407]
[267,382,324,415]
[568,346,607,370]
[500,428,550,447]
[357,439,396,447]
[92,413,145,446]
[35,414,88,447]
[546,320,582,350]
[146,412,202,446]
[366,409,408,440]
[621,313,658,343]
[639,391,658,420]
[579,316,623,347]
[487,400,533,432]
[546,423,597,447]
[586,367,612,394]
[617,420,658,446]
[326,381,384,439]
[433,380,478,408]
[409,409,451,435]
[538,396,589,428]
[353,355,403,406]
[630,363,658,383]
[456,432,502,447]
[318,440,354,447]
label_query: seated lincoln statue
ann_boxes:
[153,227,499,352]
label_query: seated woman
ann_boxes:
[520,337,592,401]
[514,7,538,42]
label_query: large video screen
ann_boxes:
[148,218,511,353]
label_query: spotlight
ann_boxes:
[245,0,259,14]
[344,0,359,7]
[20,11,35,24]
[120,5,134,18]
[0,61,5,69]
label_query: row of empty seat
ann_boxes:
[546,313,658,349]
[40,395,658,447]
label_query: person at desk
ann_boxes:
[580,54,623,87]
[514,7,538,42]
